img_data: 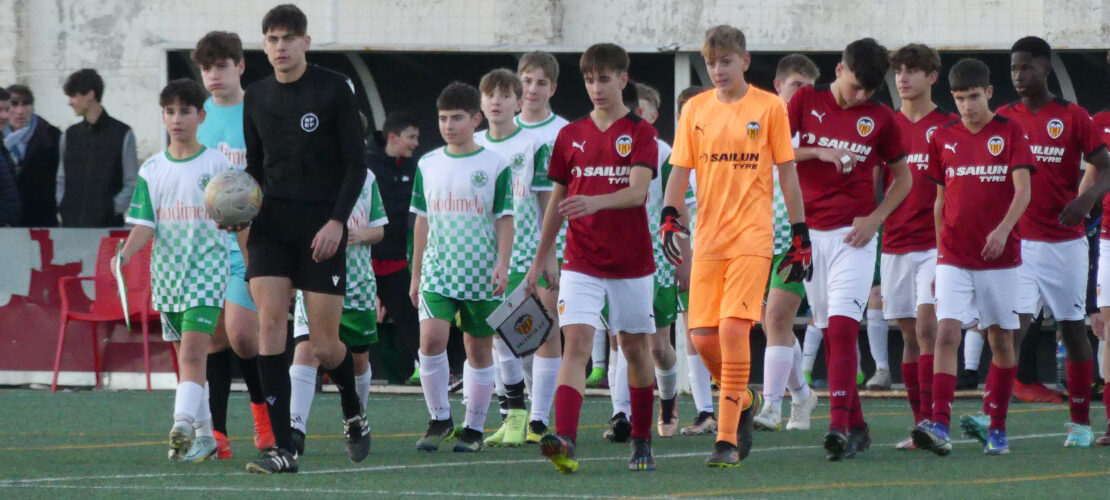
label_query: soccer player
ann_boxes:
[662,25,805,467]
[786,38,912,461]
[190,30,273,460]
[881,43,956,449]
[410,82,513,453]
[526,42,659,473]
[239,5,369,473]
[288,171,387,456]
[114,78,232,462]
[753,53,821,433]
[996,37,1110,447]
[473,68,547,447]
[515,51,569,442]
[912,58,1033,456]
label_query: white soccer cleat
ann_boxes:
[785,390,819,431]
[865,368,892,390]
[753,400,782,431]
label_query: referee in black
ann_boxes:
[238,4,368,474]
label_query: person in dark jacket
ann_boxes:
[57,69,138,227]
[0,88,21,226]
[4,84,61,227]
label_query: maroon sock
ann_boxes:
[902,361,921,423]
[982,362,1000,416]
[629,385,655,440]
[554,385,583,442]
[987,364,1017,431]
[826,316,860,433]
[848,385,866,429]
[931,372,956,427]
[918,354,934,423]
[1066,359,1094,426]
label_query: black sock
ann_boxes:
[661,396,677,422]
[505,380,526,410]
[327,348,361,419]
[206,349,233,434]
[258,353,293,451]
[237,354,265,404]
[1017,329,1041,385]
[498,395,509,413]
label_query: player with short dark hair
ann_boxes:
[775,54,820,101]
[62,69,104,102]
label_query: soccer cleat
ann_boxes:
[1064,422,1094,448]
[681,412,718,436]
[911,420,952,456]
[291,428,306,457]
[447,373,464,393]
[786,390,819,431]
[865,368,892,390]
[856,371,865,386]
[416,418,455,451]
[1012,380,1065,403]
[213,430,232,459]
[453,427,484,452]
[628,438,655,471]
[984,429,1010,455]
[1096,429,1110,446]
[540,434,578,473]
[737,389,762,460]
[753,400,782,431]
[168,422,192,461]
[959,413,990,446]
[586,366,606,387]
[956,368,979,390]
[823,429,851,462]
[657,401,679,438]
[484,420,508,447]
[501,409,528,447]
[343,413,371,462]
[407,366,421,385]
[705,440,741,468]
[846,423,871,458]
[605,412,632,443]
[526,420,547,444]
[246,447,299,474]
[894,436,917,450]
[251,402,275,451]
[182,435,218,463]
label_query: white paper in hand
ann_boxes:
[485,282,552,357]
[114,241,131,331]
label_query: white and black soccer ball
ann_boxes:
[204,169,262,227]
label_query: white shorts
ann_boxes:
[292,291,309,339]
[1098,239,1110,309]
[880,249,937,320]
[1017,238,1087,321]
[557,270,655,334]
[935,264,1020,330]
[802,227,876,329]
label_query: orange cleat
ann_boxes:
[213,430,233,459]
[251,402,276,450]
[1012,381,1065,404]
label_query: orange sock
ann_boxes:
[716,318,753,445]
[690,334,722,384]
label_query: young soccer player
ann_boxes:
[239,4,369,474]
[288,171,387,456]
[912,57,1033,456]
[996,37,1110,447]
[526,43,659,473]
[190,30,274,460]
[787,38,912,461]
[115,78,232,462]
[473,68,547,447]
[881,43,956,449]
[662,26,805,467]
[410,82,514,453]
[515,51,569,442]
[753,53,821,433]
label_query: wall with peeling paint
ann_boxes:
[0,0,1107,159]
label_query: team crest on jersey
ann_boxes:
[514,315,534,334]
[926,126,938,143]
[746,121,760,139]
[197,174,212,191]
[856,117,875,137]
[615,134,633,158]
[301,112,319,132]
[511,153,526,170]
[471,170,489,187]
[1046,118,1064,140]
[987,136,1005,156]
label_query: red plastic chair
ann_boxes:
[51,236,161,392]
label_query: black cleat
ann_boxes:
[606,412,632,443]
[846,423,871,459]
[447,373,464,393]
[823,429,852,462]
[344,413,371,462]
[246,447,299,474]
[290,428,306,457]
[737,388,762,460]
[705,440,741,468]
[416,418,455,451]
[453,427,484,452]
[628,437,655,471]
[956,369,979,390]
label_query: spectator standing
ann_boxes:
[0,88,20,226]
[4,84,61,227]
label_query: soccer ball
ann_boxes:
[204,169,262,227]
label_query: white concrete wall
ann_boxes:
[1,0,1107,158]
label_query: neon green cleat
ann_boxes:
[585,366,606,387]
[501,409,528,447]
[526,420,546,444]
[540,434,578,473]
[856,371,865,386]
[803,370,812,386]
[182,435,218,463]
[1064,422,1094,448]
[168,422,192,461]
[407,367,421,385]
[484,420,509,447]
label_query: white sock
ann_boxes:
[787,340,812,401]
[802,325,823,373]
[289,364,317,433]
[592,329,609,369]
[173,380,203,425]
[866,309,889,371]
[687,353,714,414]
[193,382,214,438]
[463,362,496,432]
[418,351,451,420]
[493,346,506,398]
[655,362,679,401]
[607,345,619,392]
[355,368,372,412]
[612,346,630,416]
[529,354,561,424]
[1098,340,1106,381]
[494,337,525,385]
[963,330,984,371]
[521,354,534,395]
[763,346,794,407]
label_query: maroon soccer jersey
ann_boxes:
[1096,111,1110,239]
[882,108,958,254]
[927,116,1036,270]
[547,113,658,279]
[788,85,906,230]
[997,98,1105,242]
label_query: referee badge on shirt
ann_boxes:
[615,134,633,158]
[301,112,319,132]
[987,136,1005,156]
[856,117,875,137]
[1046,118,1064,140]
[746,121,760,139]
